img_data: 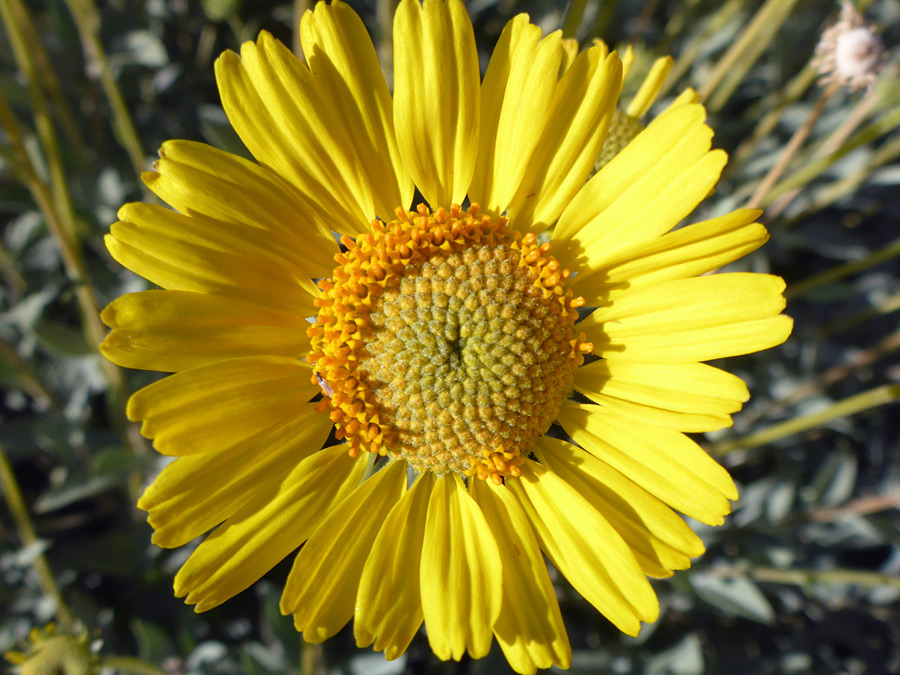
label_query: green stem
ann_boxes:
[765,103,900,208]
[658,0,743,101]
[63,0,148,185]
[0,0,78,241]
[293,0,312,58]
[562,0,588,40]
[5,0,85,155]
[787,236,900,299]
[709,384,900,455]
[715,565,900,590]
[0,441,74,628]
[728,66,818,172]
[99,656,170,675]
[698,0,801,108]
[746,81,838,210]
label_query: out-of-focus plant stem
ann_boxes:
[709,384,900,455]
[787,236,900,299]
[0,90,148,493]
[0,441,74,628]
[0,337,60,408]
[4,0,85,156]
[562,0,587,40]
[0,0,78,240]
[99,656,169,675]
[747,81,839,209]
[715,565,900,590]
[302,638,324,675]
[729,66,818,171]
[658,0,742,101]
[63,0,148,186]
[699,0,801,110]
[765,99,900,213]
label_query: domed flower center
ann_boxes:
[308,205,592,484]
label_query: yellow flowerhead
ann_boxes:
[100,1,792,672]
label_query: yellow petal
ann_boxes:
[553,103,724,272]
[174,446,367,612]
[127,356,317,455]
[355,472,434,660]
[472,479,571,674]
[393,0,480,207]
[571,208,767,305]
[107,203,318,316]
[100,291,309,372]
[138,405,333,548]
[574,361,749,432]
[468,15,562,216]
[420,474,502,661]
[536,437,704,577]
[300,0,413,220]
[507,45,622,234]
[625,56,673,118]
[282,459,406,642]
[581,273,791,363]
[215,33,375,232]
[508,460,658,635]
[558,403,738,524]
[144,140,337,278]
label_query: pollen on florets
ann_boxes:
[307,204,591,484]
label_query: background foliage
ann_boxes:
[1,0,899,673]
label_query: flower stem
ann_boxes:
[562,0,588,40]
[99,656,169,675]
[0,441,74,628]
[714,565,900,590]
[62,0,148,185]
[787,236,900,299]
[698,0,802,110]
[746,81,839,210]
[709,384,900,455]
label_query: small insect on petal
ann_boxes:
[316,372,334,397]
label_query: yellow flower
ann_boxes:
[5,625,95,675]
[100,1,792,672]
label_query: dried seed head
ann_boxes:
[812,1,885,92]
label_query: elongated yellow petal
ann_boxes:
[356,472,434,660]
[282,459,406,642]
[144,140,337,278]
[174,446,367,611]
[574,361,749,432]
[468,15,562,216]
[507,45,622,234]
[559,403,738,524]
[127,356,317,455]
[138,406,333,548]
[508,460,658,635]
[536,437,704,577]
[420,474,501,661]
[581,273,791,363]
[472,480,571,674]
[553,104,725,271]
[393,0,480,207]
[107,203,318,316]
[571,209,767,305]
[100,291,309,372]
[625,56,673,118]
[216,32,376,232]
[300,0,413,220]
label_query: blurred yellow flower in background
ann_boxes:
[99,0,791,672]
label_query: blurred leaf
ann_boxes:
[645,634,704,675]
[33,471,122,513]
[33,318,93,356]
[691,573,776,625]
[809,450,858,506]
[132,618,177,664]
[111,30,169,69]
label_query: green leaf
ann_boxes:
[691,573,776,625]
